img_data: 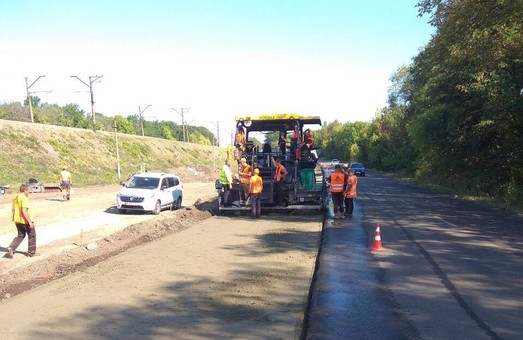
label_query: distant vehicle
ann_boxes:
[116,172,183,214]
[331,159,340,166]
[349,162,366,177]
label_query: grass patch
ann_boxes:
[0,120,227,187]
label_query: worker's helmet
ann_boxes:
[240,157,247,163]
[254,168,260,175]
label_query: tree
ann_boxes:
[63,104,87,128]
[114,115,136,134]
[23,95,41,107]
[409,0,523,199]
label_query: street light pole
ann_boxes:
[138,104,152,136]
[70,75,103,132]
[25,75,46,123]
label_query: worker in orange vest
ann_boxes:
[328,164,345,219]
[238,157,252,206]
[303,129,314,146]
[299,129,315,160]
[290,123,300,160]
[249,168,263,218]
[344,168,358,217]
[271,156,288,207]
[235,126,246,159]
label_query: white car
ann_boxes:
[331,158,340,166]
[116,172,183,214]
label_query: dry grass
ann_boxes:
[0,119,227,187]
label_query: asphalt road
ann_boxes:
[308,171,522,339]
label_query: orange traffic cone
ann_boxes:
[371,224,384,251]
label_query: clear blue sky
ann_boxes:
[1,0,433,143]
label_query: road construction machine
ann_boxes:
[217,113,326,213]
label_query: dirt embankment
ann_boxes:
[1,199,215,301]
[0,182,323,339]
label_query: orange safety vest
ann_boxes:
[240,164,252,184]
[330,172,345,193]
[236,131,246,145]
[292,126,299,139]
[249,175,263,194]
[274,164,286,182]
[304,131,314,144]
[345,174,358,198]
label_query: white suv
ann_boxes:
[116,172,183,214]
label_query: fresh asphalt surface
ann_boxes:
[305,199,418,340]
[304,171,523,340]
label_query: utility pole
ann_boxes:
[114,120,121,180]
[216,121,220,147]
[169,107,191,142]
[207,121,221,147]
[138,104,152,136]
[70,75,103,132]
[182,107,191,142]
[25,75,46,123]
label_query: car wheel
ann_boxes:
[362,173,366,177]
[118,208,126,214]
[175,196,182,210]
[153,200,162,215]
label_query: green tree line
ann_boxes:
[0,100,217,145]
[317,0,522,208]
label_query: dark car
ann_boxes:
[349,162,365,177]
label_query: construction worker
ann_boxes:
[238,157,252,206]
[279,130,287,156]
[59,165,72,201]
[249,168,263,218]
[344,168,358,217]
[6,183,38,258]
[290,122,300,160]
[271,156,288,207]
[303,129,314,146]
[235,126,246,159]
[299,129,315,160]
[328,164,345,219]
[218,159,233,207]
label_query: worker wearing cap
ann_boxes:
[249,168,263,218]
[238,157,252,206]
[59,165,72,201]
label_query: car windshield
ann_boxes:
[350,163,363,168]
[126,177,160,189]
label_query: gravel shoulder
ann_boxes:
[0,182,323,338]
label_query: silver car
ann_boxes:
[116,172,183,214]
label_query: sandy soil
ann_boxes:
[0,182,218,297]
[0,178,323,338]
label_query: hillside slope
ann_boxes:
[0,119,228,187]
